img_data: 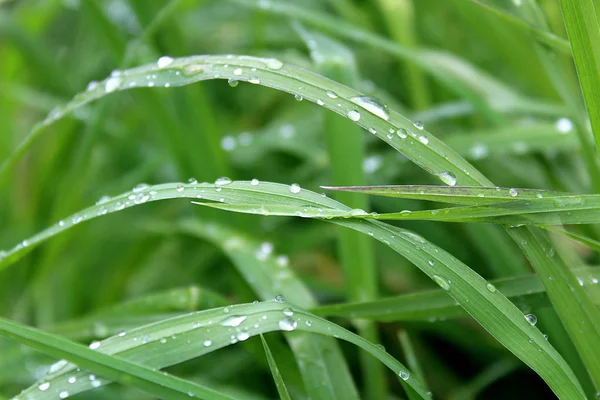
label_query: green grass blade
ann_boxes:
[0,317,234,400]
[467,0,571,53]
[314,267,600,321]
[260,335,291,400]
[558,0,600,163]
[4,180,582,398]
[13,301,430,400]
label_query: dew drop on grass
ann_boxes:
[325,90,338,99]
[278,317,297,331]
[509,188,519,197]
[176,184,184,192]
[418,135,429,145]
[350,209,368,216]
[274,294,285,302]
[233,67,243,76]
[282,308,294,316]
[432,275,450,291]
[399,371,410,381]
[59,390,69,399]
[369,127,377,135]
[289,183,301,194]
[249,76,260,84]
[68,376,77,384]
[228,78,239,87]
[525,314,537,326]
[347,110,361,121]
[221,315,247,327]
[349,95,389,120]
[250,178,259,186]
[237,331,250,341]
[413,121,424,130]
[305,320,312,327]
[556,118,573,133]
[294,94,303,101]
[105,77,121,93]
[437,171,457,186]
[396,128,407,139]
[265,58,283,70]
[89,340,101,350]
[38,382,50,391]
[157,56,174,68]
[215,177,232,186]
[486,283,497,292]
[203,339,212,347]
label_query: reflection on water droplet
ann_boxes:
[399,371,410,381]
[215,177,232,186]
[525,314,537,326]
[432,275,450,291]
[105,77,121,93]
[413,121,424,130]
[221,315,247,327]
[509,188,519,197]
[347,110,361,121]
[59,390,69,399]
[437,171,457,186]
[249,76,260,84]
[251,178,260,186]
[279,317,297,331]
[157,56,174,68]
[39,382,50,391]
[349,95,389,120]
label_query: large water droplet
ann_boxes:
[215,177,232,186]
[203,339,212,347]
[39,382,50,391]
[221,315,247,327]
[399,371,410,381]
[89,341,101,350]
[418,135,429,145]
[278,317,297,331]
[289,183,301,194]
[265,58,283,70]
[233,68,243,76]
[250,178,260,186]
[157,56,174,68]
[509,188,519,197]
[105,77,121,93]
[347,110,361,121]
[432,275,450,291]
[282,308,294,316]
[237,331,250,341]
[396,128,407,139]
[59,391,69,399]
[349,95,389,121]
[486,283,497,293]
[274,294,285,302]
[228,78,239,87]
[249,76,260,84]
[437,171,457,186]
[413,121,424,130]
[525,314,537,326]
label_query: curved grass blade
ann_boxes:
[175,218,360,400]
[15,300,430,400]
[0,317,234,400]
[260,335,291,400]
[313,267,600,321]
[0,180,587,397]
[0,51,591,396]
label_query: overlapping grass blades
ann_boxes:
[11,300,429,399]
[0,180,585,398]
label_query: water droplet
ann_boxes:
[413,121,424,130]
[556,117,573,133]
[347,110,361,121]
[278,317,297,331]
[157,56,174,68]
[350,209,368,216]
[305,320,312,327]
[486,283,497,292]
[418,135,429,145]
[160,338,167,344]
[432,275,450,291]
[394,128,406,139]
[105,77,121,93]
[203,339,212,347]
[176,184,184,193]
[59,391,69,399]
[274,294,285,302]
[437,171,457,186]
[294,94,303,101]
[228,78,239,87]
[325,90,338,99]
[509,188,519,197]
[282,308,294,316]
[399,371,410,381]
[265,58,283,70]
[577,277,585,286]
[368,127,377,135]
[233,67,243,76]
[349,95,389,120]
[89,340,101,350]
[525,314,537,326]
[250,178,259,186]
[215,177,232,186]
[221,315,247,327]
[39,382,50,391]
[118,330,126,337]
[289,183,301,194]
[237,331,250,341]
[68,376,77,384]
[276,255,289,267]
[249,76,260,84]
